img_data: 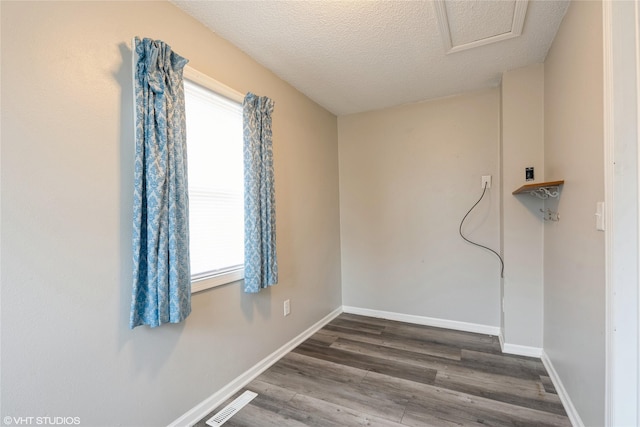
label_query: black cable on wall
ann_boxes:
[459,183,505,278]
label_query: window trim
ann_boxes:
[191,267,244,293]
[184,66,244,104]
[184,66,245,293]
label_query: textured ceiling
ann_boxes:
[171,0,569,116]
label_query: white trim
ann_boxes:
[541,351,585,427]
[497,332,542,358]
[168,307,343,427]
[191,269,244,293]
[501,342,542,358]
[183,66,244,104]
[603,1,615,423]
[636,1,640,423]
[604,1,640,425]
[434,0,528,54]
[341,306,500,336]
[344,307,537,356]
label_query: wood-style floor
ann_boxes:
[195,313,570,427]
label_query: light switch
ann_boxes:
[596,201,605,231]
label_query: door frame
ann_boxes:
[603,1,640,425]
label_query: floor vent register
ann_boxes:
[206,390,258,427]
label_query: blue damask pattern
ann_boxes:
[130,37,191,328]
[243,93,278,293]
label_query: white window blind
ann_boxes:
[184,77,244,290]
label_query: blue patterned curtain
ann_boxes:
[243,93,278,293]
[130,37,191,328]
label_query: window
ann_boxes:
[183,67,245,292]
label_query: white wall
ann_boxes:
[338,89,501,328]
[501,64,545,349]
[543,1,606,425]
[0,2,341,426]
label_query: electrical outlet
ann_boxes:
[481,175,492,189]
[284,299,291,316]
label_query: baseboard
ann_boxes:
[502,342,542,358]
[541,350,585,427]
[342,306,500,336]
[168,306,343,427]
[497,333,543,357]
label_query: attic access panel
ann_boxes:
[434,0,529,54]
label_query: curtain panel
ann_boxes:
[130,37,191,328]
[243,93,278,293]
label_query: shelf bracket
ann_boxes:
[540,208,560,222]
[529,186,561,199]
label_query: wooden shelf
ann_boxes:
[512,180,564,197]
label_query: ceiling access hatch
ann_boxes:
[434,0,529,54]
